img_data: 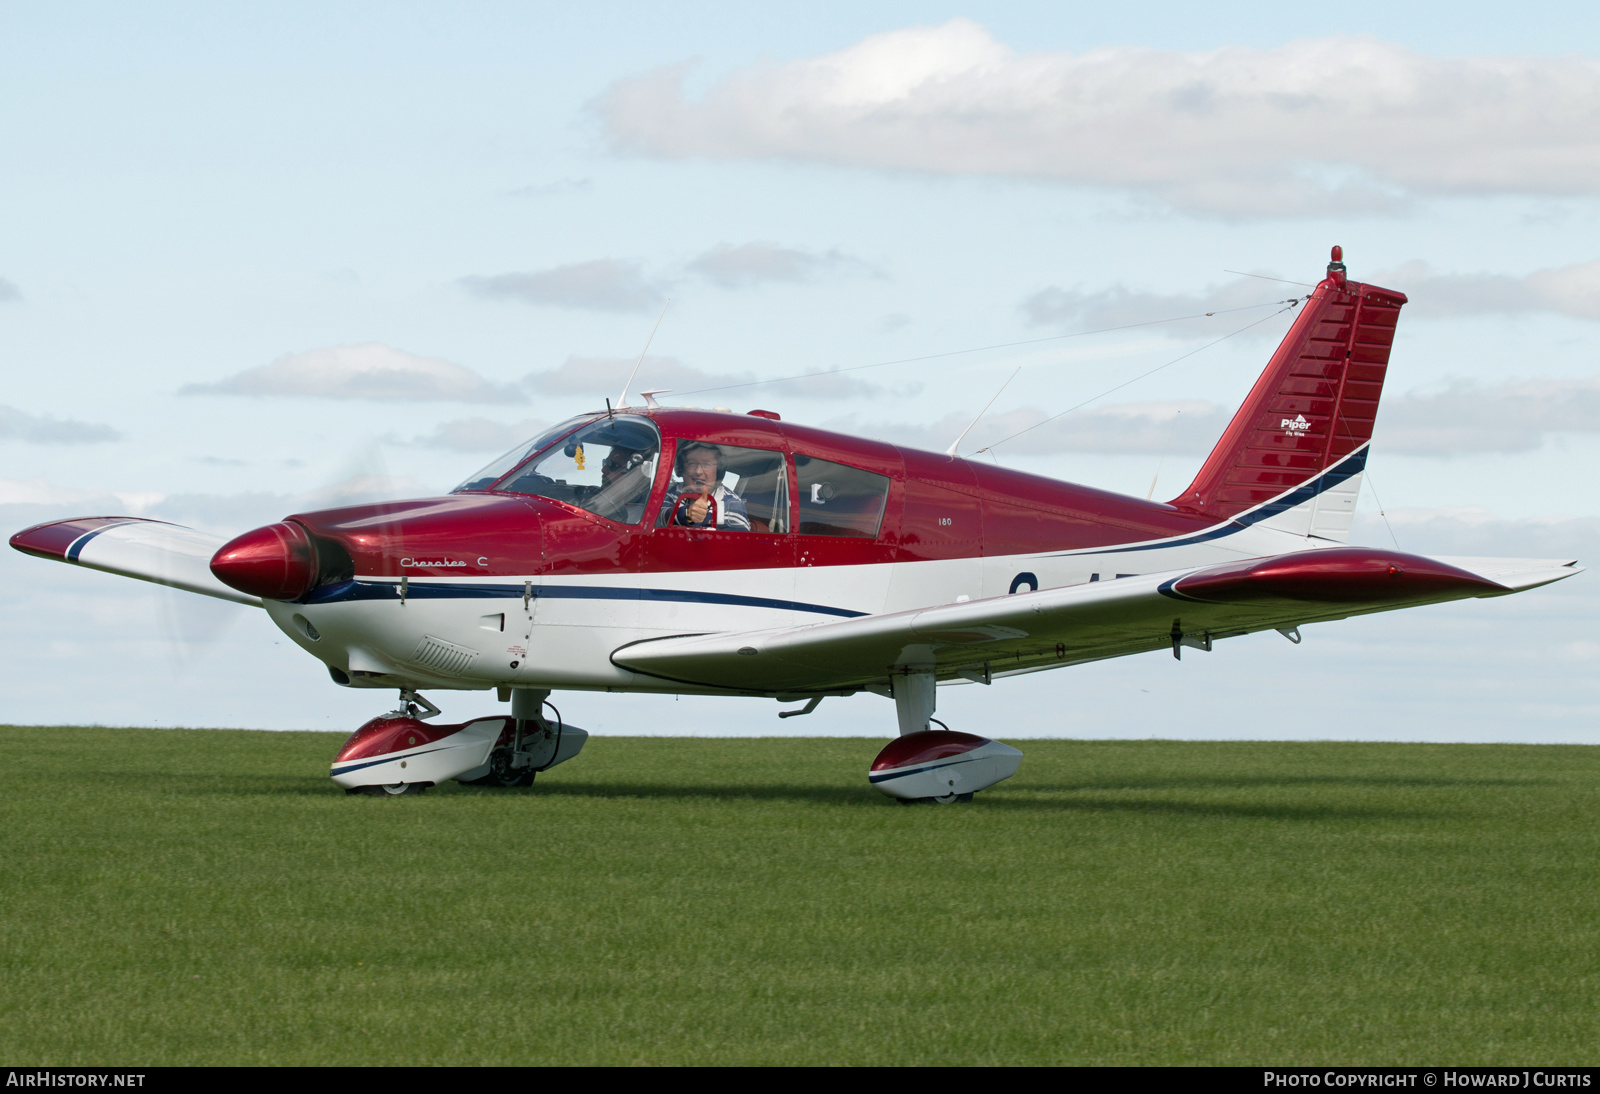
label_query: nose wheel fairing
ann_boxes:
[330,713,507,790]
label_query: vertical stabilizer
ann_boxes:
[1170,247,1407,541]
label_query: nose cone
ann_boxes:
[210,521,317,600]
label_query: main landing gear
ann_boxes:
[867,670,1023,804]
[328,688,587,795]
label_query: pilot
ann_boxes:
[664,442,750,531]
[596,445,654,523]
[600,447,644,487]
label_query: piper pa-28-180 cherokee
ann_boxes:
[11,248,1581,800]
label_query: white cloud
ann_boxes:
[1024,275,1306,337]
[461,260,665,313]
[841,399,1230,456]
[687,242,872,288]
[1,473,438,543]
[1352,508,1600,560]
[595,21,1600,216]
[1024,257,1600,342]
[766,368,899,400]
[1380,375,1600,455]
[522,354,896,403]
[506,177,595,197]
[1374,259,1600,320]
[182,343,524,403]
[526,355,755,399]
[838,370,1600,460]
[408,417,551,454]
[0,477,129,511]
[294,475,435,511]
[0,405,121,444]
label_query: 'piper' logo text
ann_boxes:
[1281,414,1311,436]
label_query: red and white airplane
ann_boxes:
[10,248,1581,800]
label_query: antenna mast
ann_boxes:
[616,299,671,411]
[945,367,1021,457]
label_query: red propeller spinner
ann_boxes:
[210,521,318,601]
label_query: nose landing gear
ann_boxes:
[330,688,586,795]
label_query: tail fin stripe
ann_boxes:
[1089,445,1370,556]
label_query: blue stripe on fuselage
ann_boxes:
[302,579,867,619]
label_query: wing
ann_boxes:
[611,547,1580,694]
[9,517,264,607]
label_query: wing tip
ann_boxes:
[10,516,144,562]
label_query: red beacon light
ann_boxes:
[1327,244,1347,286]
[210,521,318,601]
[746,409,781,420]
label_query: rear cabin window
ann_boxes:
[658,442,788,533]
[795,456,890,538]
[491,415,662,525]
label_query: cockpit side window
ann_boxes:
[491,416,662,525]
[656,442,788,533]
[795,455,890,538]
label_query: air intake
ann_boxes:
[410,635,479,676]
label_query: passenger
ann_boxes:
[664,442,751,531]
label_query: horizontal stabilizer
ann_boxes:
[1426,556,1581,592]
[9,517,262,606]
[611,548,1580,694]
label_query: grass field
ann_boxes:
[2,726,1598,1065]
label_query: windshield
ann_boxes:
[451,416,596,493]
[493,415,662,524]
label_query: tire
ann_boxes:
[353,782,429,796]
[459,748,535,788]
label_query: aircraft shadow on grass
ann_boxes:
[488,780,871,806]
[494,780,1473,822]
[978,794,1454,823]
[1038,773,1548,793]
[107,772,1547,824]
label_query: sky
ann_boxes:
[3,1,1598,743]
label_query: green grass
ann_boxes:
[1,726,1598,1065]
